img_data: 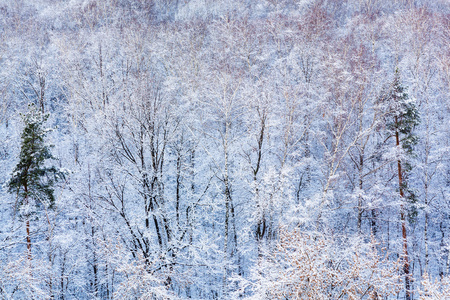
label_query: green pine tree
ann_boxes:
[8,104,64,258]
[380,69,420,300]
[383,69,420,221]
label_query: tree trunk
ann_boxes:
[26,217,31,260]
[395,117,412,300]
[24,182,32,261]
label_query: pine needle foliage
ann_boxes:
[8,104,63,215]
[380,69,420,222]
[384,69,420,155]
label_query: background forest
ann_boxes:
[0,0,449,299]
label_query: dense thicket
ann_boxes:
[0,0,449,299]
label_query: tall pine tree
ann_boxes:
[8,104,63,259]
[380,69,419,300]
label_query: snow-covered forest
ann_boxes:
[0,0,449,299]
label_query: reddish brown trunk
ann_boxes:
[26,218,31,260]
[24,183,31,261]
[395,116,411,300]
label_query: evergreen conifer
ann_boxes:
[8,104,64,258]
[380,69,420,300]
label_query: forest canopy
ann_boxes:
[0,0,449,299]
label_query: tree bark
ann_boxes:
[395,116,412,300]
[24,182,31,261]
[26,218,31,260]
